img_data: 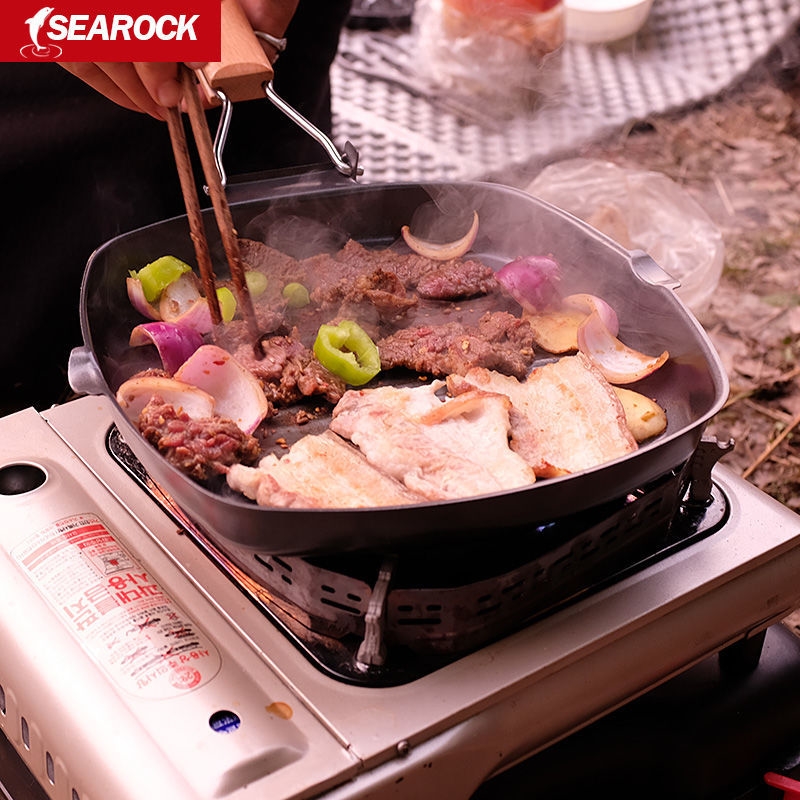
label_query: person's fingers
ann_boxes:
[59,62,147,115]
[60,62,185,119]
[238,0,298,35]
[131,61,183,109]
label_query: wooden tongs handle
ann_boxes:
[196,0,274,104]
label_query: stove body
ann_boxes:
[1,395,800,800]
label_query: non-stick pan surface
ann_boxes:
[69,179,728,555]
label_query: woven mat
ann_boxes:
[331,0,799,184]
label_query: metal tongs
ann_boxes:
[165,0,361,343]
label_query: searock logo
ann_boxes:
[19,6,201,59]
[21,6,62,58]
[12,1,218,63]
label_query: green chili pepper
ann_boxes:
[282,281,310,308]
[130,255,192,303]
[245,270,268,298]
[313,320,381,386]
[217,287,236,322]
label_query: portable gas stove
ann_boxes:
[2,394,800,800]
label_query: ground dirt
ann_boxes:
[572,34,800,513]
[568,29,800,636]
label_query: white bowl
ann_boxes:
[564,0,654,44]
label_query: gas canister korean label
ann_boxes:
[12,512,221,699]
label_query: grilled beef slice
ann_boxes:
[377,311,537,379]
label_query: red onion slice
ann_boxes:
[401,210,479,261]
[129,321,204,375]
[578,311,669,384]
[175,345,270,434]
[496,255,561,313]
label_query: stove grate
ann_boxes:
[107,427,730,686]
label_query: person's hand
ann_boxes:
[59,0,299,120]
[59,61,207,119]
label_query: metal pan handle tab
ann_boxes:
[194,0,362,180]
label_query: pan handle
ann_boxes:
[194,0,361,180]
[195,0,274,104]
[630,250,682,291]
[68,347,106,396]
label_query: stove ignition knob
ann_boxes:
[0,463,47,495]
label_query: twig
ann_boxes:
[722,388,755,409]
[751,305,790,335]
[777,364,800,383]
[741,398,793,424]
[713,174,736,217]
[742,407,800,479]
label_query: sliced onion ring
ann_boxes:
[129,321,204,375]
[126,277,160,320]
[175,345,270,434]
[166,298,214,334]
[115,375,216,422]
[401,210,479,261]
[562,293,619,337]
[578,311,669,384]
[159,273,213,334]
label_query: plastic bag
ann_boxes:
[527,158,724,314]
[413,0,565,111]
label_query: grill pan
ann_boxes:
[69,175,728,555]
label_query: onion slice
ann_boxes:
[562,293,619,337]
[401,210,479,261]
[129,321,204,375]
[126,277,161,320]
[174,345,270,434]
[496,255,561,313]
[116,375,216,422]
[158,273,214,334]
[578,311,669,384]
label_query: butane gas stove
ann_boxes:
[2,394,800,800]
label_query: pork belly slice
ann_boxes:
[330,381,536,502]
[448,353,637,478]
[227,430,423,509]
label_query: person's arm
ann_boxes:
[58,0,299,119]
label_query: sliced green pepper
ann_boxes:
[282,281,310,309]
[217,287,236,322]
[130,255,192,303]
[313,320,380,386]
[245,270,268,298]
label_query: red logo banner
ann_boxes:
[6,0,221,62]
